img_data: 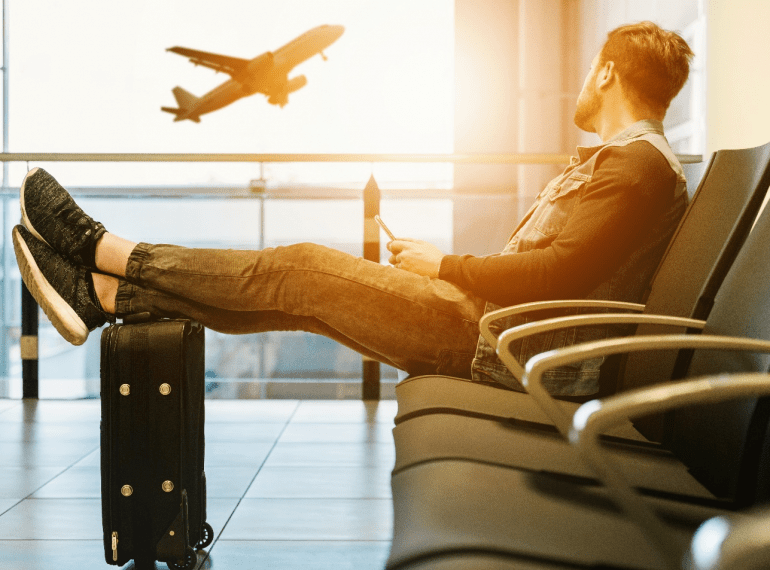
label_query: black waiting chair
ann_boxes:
[388,376,770,570]
[386,170,770,569]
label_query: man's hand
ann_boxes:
[387,238,444,278]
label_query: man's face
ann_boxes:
[573,54,602,132]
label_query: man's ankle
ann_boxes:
[94,232,138,278]
[91,272,117,314]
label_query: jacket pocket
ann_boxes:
[533,174,589,237]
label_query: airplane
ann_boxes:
[161,24,344,123]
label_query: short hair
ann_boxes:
[599,21,694,114]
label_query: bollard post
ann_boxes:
[362,174,381,400]
[21,282,39,399]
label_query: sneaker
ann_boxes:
[20,167,106,270]
[13,225,109,346]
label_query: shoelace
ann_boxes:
[56,205,95,243]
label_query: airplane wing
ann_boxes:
[167,46,249,77]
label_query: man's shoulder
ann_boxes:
[598,137,673,166]
[594,139,678,188]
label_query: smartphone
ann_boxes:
[374,215,396,241]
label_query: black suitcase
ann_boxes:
[100,316,213,570]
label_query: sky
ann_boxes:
[6,0,454,187]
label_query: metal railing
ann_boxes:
[0,151,703,400]
[1,152,572,163]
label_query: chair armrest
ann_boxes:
[571,372,770,570]
[513,333,770,438]
[479,300,646,349]
[495,314,705,384]
[686,507,770,570]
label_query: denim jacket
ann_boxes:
[470,120,688,396]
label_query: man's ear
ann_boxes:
[596,60,617,91]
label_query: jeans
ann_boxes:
[113,242,486,378]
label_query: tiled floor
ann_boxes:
[0,398,396,570]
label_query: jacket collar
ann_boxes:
[576,119,665,163]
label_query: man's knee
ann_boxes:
[285,242,330,258]
[278,242,356,271]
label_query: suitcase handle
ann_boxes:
[120,314,203,334]
[121,312,158,325]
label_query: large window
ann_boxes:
[0,0,455,398]
[7,0,454,186]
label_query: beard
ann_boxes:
[573,84,601,132]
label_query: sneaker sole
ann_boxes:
[12,227,89,346]
[20,167,53,249]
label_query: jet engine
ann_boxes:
[268,75,307,107]
[286,75,307,93]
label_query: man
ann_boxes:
[13,21,693,397]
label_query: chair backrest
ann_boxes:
[620,141,770,394]
[665,190,770,504]
[682,159,709,200]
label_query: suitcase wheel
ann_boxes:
[168,546,197,570]
[196,522,214,549]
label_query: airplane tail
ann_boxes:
[171,86,199,110]
[161,87,201,122]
